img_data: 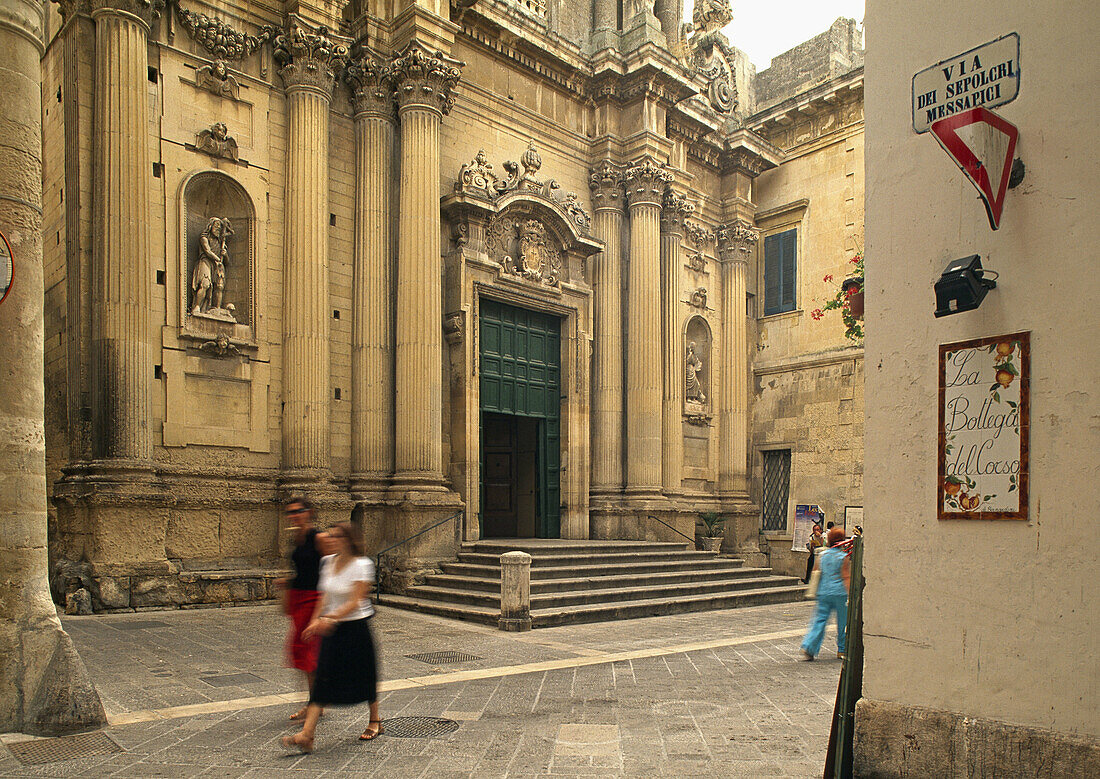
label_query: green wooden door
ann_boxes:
[479,299,561,538]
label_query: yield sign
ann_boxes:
[931,107,1018,230]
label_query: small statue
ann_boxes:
[192,217,234,317]
[195,122,239,162]
[686,341,706,403]
[196,60,240,100]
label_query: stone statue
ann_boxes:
[195,122,239,162]
[196,60,240,100]
[192,217,235,319]
[686,341,706,403]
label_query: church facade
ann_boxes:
[39,0,864,608]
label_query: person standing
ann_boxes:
[801,526,851,661]
[282,522,382,753]
[278,497,323,722]
[804,523,825,584]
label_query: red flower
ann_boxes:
[823,274,834,283]
[811,309,824,320]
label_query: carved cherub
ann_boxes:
[196,122,239,162]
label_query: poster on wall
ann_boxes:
[791,504,822,551]
[939,331,1030,519]
[844,506,863,531]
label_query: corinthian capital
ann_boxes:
[345,49,395,120]
[716,219,759,262]
[588,160,624,213]
[86,0,164,26]
[623,158,673,208]
[274,15,351,97]
[390,43,464,116]
[660,190,695,235]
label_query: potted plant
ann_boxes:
[811,251,864,341]
[698,512,726,553]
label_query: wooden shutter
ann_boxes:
[763,233,781,315]
[780,229,797,312]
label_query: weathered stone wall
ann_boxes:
[754,17,863,111]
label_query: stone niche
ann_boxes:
[179,170,255,344]
[683,315,713,470]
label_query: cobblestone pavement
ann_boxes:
[0,601,846,777]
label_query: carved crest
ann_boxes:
[455,142,591,232]
[488,215,563,289]
[688,1,738,114]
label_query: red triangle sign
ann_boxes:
[931,107,1019,230]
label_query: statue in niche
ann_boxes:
[192,217,236,320]
[195,60,240,100]
[686,341,707,403]
[195,122,239,162]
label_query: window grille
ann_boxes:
[761,449,791,531]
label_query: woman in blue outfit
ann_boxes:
[801,526,851,661]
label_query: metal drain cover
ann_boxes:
[382,717,460,739]
[405,651,482,665]
[6,732,122,766]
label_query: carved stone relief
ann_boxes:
[455,143,592,232]
[688,0,738,114]
[689,287,708,309]
[487,214,564,289]
[195,61,240,100]
[194,123,239,162]
[175,5,277,100]
[273,16,350,95]
[717,219,760,262]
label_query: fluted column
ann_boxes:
[347,54,396,496]
[275,17,349,480]
[588,161,625,495]
[90,0,162,461]
[660,191,694,495]
[623,159,672,497]
[390,43,462,489]
[716,221,758,496]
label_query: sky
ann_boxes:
[717,1,866,70]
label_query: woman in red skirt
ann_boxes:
[278,497,323,722]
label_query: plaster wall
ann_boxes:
[862,0,1099,746]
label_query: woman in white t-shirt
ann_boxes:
[282,521,381,753]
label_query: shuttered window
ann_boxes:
[763,228,797,316]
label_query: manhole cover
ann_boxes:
[382,717,460,739]
[6,732,122,766]
[199,672,265,687]
[405,651,482,665]
[110,620,169,630]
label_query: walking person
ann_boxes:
[801,526,851,661]
[282,522,382,753]
[803,523,825,584]
[278,497,323,722]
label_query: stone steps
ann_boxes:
[378,539,806,628]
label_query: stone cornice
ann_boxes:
[345,47,395,120]
[390,41,463,116]
[716,219,759,263]
[747,68,864,132]
[660,190,694,235]
[274,15,351,98]
[720,129,783,178]
[588,160,624,214]
[623,158,672,209]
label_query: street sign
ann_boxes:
[912,33,1020,133]
[931,107,1018,230]
[0,229,12,307]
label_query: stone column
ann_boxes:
[660,191,693,495]
[347,53,396,498]
[90,0,163,462]
[389,43,462,491]
[593,0,616,31]
[274,17,349,485]
[0,0,105,734]
[716,220,758,497]
[623,159,672,498]
[588,161,625,496]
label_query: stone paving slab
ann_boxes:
[1,601,845,777]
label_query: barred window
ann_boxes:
[761,450,792,531]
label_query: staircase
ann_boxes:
[377,539,805,628]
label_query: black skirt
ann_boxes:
[309,617,378,706]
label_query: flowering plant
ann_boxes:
[811,252,863,342]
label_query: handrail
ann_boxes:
[645,514,698,548]
[374,510,464,593]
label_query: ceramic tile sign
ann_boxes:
[912,33,1020,133]
[0,229,12,307]
[938,331,1030,520]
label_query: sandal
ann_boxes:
[359,720,384,741]
[289,708,322,722]
[281,733,314,754]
